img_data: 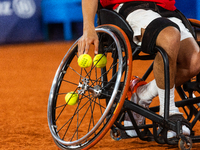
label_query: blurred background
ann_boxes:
[0,0,84,44]
[0,1,200,150]
[0,0,199,45]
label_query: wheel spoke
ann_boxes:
[47,26,130,149]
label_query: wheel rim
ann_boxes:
[47,27,125,147]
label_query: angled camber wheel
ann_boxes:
[47,24,132,150]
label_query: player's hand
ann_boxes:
[78,25,99,56]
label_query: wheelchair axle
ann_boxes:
[78,78,102,97]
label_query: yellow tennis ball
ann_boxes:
[65,92,79,105]
[93,54,107,68]
[78,54,92,68]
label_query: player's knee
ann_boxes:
[157,26,180,48]
[183,50,200,78]
[190,52,200,77]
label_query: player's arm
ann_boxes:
[78,0,99,56]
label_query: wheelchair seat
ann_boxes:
[98,8,197,43]
[98,9,134,45]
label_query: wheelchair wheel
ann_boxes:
[178,136,192,150]
[47,25,132,149]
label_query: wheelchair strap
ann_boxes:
[168,114,192,130]
[118,1,194,37]
[118,2,194,54]
[141,17,180,54]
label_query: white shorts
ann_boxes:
[115,5,193,45]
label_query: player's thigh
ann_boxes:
[126,9,161,44]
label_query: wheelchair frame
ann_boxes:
[99,8,200,147]
[47,7,200,150]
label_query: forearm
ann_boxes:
[78,0,99,55]
[82,0,98,32]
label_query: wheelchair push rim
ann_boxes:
[47,25,132,149]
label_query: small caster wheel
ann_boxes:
[178,136,192,150]
[110,127,122,141]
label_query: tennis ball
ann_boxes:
[65,92,79,105]
[78,54,92,68]
[93,54,107,68]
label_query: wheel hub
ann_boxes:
[78,78,102,97]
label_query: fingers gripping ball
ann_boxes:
[78,54,92,68]
[93,54,107,68]
[65,92,79,105]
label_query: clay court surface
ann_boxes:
[0,41,200,150]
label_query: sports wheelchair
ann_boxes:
[47,6,200,150]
